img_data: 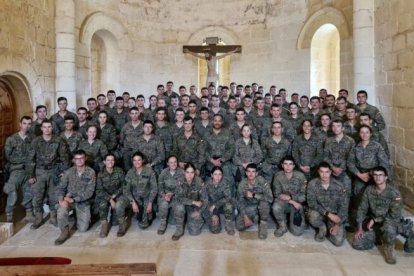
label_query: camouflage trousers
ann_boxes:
[204,202,234,234]
[32,168,59,214]
[236,201,270,231]
[174,204,204,236]
[3,168,32,215]
[158,196,177,221]
[333,171,352,198]
[272,199,305,236]
[206,161,234,195]
[94,197,119,223]
[57,202,91,232]
[349,178,372,227]
[352,219,412,250]
[307,209,345,246]
[261,162,280,183]
[116,196,153,227]
[121,148,133,171]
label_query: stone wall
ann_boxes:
[0,0,56,112]
[375,0,414,209]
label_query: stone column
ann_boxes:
[353,0,375,104]
[55,0,76,112]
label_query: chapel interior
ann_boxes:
[0,0,414,275]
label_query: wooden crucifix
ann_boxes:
[183,37,242,87]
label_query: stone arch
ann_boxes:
[297,7,350,50]
[186,26,240,88]
[78,12,133,98]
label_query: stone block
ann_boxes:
[405,129,414,151]
[395,147,414,169]
[393,165,407,185]
[56,62,76,77]
[398,185,414,210]
[394,84,414,108]
[56,33,75,49]
[397,108,414,129]
[392,34,406,52]
[56,48,76,62]
[0,223,13,244]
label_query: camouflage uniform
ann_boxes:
[292,134,324,180]
[87,111,99,125]
[99,124,117,152]
[110,108,129,135]
[95,167,125,222]
[78,121,91,139]
[232,138,263,179]
[313,127,334,142]
[251,111,270,138]
[306,178,349,246]
[357,104,386,131]
[50,111,79,133]
[228,121,258,141]
[29,120,59,136]
[157,168,185,232]
[135,135,165,175]
[56,166,96,232]
[172,132,206,171]
[120,122,143,170]
[272,171,307,236]
[155,123,173,159]
[260,137,291,182]
[203,178,235,234]
[78,139,108,172]
[60,131,83,157]
[170,123,184,139]
[30,135,70,215]
[117,166,158,228]
[352,184,414,252]
[236,176,273,232]
[323,135,355,195]
[261,118,296,143]
[4,132,35,218]
[344,121,359,142]
[287,115,304,135]
[174,176,207,236]
[194,119,212,140]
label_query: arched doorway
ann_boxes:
[310,24,340,96]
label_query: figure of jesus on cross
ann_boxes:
[183,37,242,87]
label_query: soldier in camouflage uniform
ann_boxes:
[306,162,349,246]
[135,120,165,175]
[272,156,307,237]
[110,96,129,135]
[172,163,207,240]
[323,119,355,196]
[356,90,386,131]
[54,150,96,245]
[78,125,108,173]
[76,107,90,139]
[60,115,83,158]
[3,116,35,223]
[292,119,324,181]
[228,108,258,141]
[261,104,296,143]
[343,106,359,142]
[155,107,173,158]
[50,97,79,133]
[30,105,59,136]
[95,153,125,238]
[116,152,158,236]
[157,155,184,235]
[236,163,273,239]
[87,98,100,125]
[29,120,70,229]
[203,166,235,235]
[313,113,334,142]
[261,121,291,182]
[359,113,390,157]
[172,116,206,175]
[195,107,213,140]
[352,166,414,264]
[98,111,118,153]
[119,107,143,170]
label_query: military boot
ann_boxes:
[54,226,69,245]
[315,224,327,242]
[31,213,43,229]
[157,219,167,235]
[138,212,150,229]
[404,233,414,253]
[25,209,35,223]
[274,222,288,237]
[49,210,57,227]
[172,224,184,241]
[99,221,110,238]
[384,245,396,265]
[258,221,268,240]
[6,213,13,223]
[225,219,235,235]
[117,218,127,237]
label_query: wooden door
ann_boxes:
[0,81,16,168]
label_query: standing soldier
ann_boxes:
[306,162,349,246]
[4,116,35,223]
[29,119,70,229]
[97,111,117,154]
[50,97,79,133]
[60,115,83,158]
[54,150,96,245]
[272,156,307,237]
[116,152,157,236]
[110,96,129,136]
[236,163,273,239]
[78,125,108,173]
[352,166,414,264]
[356,90,386,131]
[157,155,184,235]
[119,107,143,170]
[30,105,59,136]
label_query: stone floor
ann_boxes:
[0,213,414,276]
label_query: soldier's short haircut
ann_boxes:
[188,100,197,105]
[278,88,286,93]
[346,105,356,111]
[132,151,147,164]
[143,120,154,128]
[264,93,271,97]
[211,166,223,175]
[336,96,347,102]
[300,95,309,101]
[201,96,209,100]
[181,94,190,99]
[40,119,53,127]
[179,85,186,90]
[359,112,372,120]
[64,115,76,122]
[77,107,88,112]
[244,85,251,89]
[86,124,98,131]
[320,113,331,120]
[301,119,313,127]
[359,125,372,133]
[252,83,258,86]
[243,95,252,100]
[74,149,86,157]
[372,166,388,177]
[289,102,299,108]
[310,96,320,102]
[116,96,123,101]
[208,84,216,88]
[357,90,368,97]
[175,108,185,114]
[291,93,299,97]
[167,81,174,85]
[122,91,130,96]
[157,84,164,89]
[236,107,245,113]
[245,163,257,171]
[156,107,167,113]
[211,94,219,99]
[98,110,108,116]
[184,162,196,172]
[272,121,283,128]
[237,84,244,89]
[97,94,106,99]
[20,116,32,122]
[271,103,281,109]
[149,95,157,100]
[87,97,97,103]
[221,86,229,90]
[338,88,349,95]
[104,153,116,160]
[326,94,336,100]
[331,119,344,126]
[36,105,47,112]
[136,94,145,100]
[107,90,116,95]
[200,107,209,113]
[318,161,331,171]
[183,116,194,123]
[166,155,178,163]
[170,94,179,100]
[228,96,236,101]
[280,155,295,166]
[255,96,264,101]
[129,107,139,112]
[57,97,67,103]
[270,85,276,89]
[213,113,224,120]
